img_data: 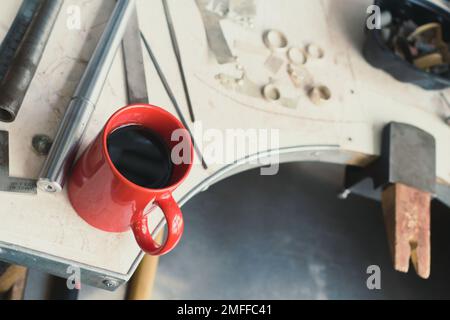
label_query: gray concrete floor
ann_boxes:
[22,163,450,299]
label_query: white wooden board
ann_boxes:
[0,0,448,286]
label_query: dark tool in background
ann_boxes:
[140,32,209,170]
[162,0,196,123]
[0,0,63,122]
[364,0,450,90]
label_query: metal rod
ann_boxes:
[140,32,208,170]
[0,0,42,83]
[0,0,63,123]
[38,0,136,193]
[162,0,196,122]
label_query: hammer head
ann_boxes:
[381,122,436,194]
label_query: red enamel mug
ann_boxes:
[68,104,193,256]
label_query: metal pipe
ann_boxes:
[162,0,196,122]
[38,0,136,193]
[0,0,42,82]
[0,0,63,123]
[140,32,209,170]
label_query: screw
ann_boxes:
[338,189,352,200]
[45,184,56,193]
[102,279,119,289]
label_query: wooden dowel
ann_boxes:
[0,265,28,294]
[127,232,164,300]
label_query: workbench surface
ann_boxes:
[0,0,449,289]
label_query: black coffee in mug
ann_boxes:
[107,125,173,189]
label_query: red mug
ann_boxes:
[68,104,193,256]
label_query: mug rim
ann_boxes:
[101,103,194,194]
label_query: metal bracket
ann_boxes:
[0,131,36,194]
[195,0,236,64]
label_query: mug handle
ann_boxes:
[131,193,184,256]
